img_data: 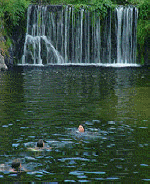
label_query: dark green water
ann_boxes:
[0,66,149,182]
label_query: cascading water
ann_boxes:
[21,5,139,66]
[115,6,138,64]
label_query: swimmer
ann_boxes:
[0,159,26,173]
[27,139,51,151]
[78,125,85,133]
[37,139,45,148]
[11,159,23,172]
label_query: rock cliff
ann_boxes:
[0,53,8,70]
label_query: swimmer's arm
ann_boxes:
[27,147,33,150]
[45,147,52,150]
[10,168,17,172]
[27,147,39,150]
[21,166,30,172]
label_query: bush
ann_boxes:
[0,0,30,56]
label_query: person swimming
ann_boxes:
[0,159,26,173]
[78,125,85,133]
[11,159,22,172]
[37,139,44,148]
[27,139,51,151]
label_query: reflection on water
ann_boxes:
[0,66,149,182]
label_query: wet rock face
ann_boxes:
[0,53,8,70]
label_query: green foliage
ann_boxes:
[137,1,149,20]
[0,0,30,56]
[38,12,42,27]
[135,0,149,63]
[89,0,113,18]
[61,0,114,19]
[0,0,30,39]
[1,0,30,26]
[137,19,149,64]
[137,20,149,46]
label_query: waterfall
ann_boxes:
[116,6,123,64]
[115,6,138,64]
[21,5,139,66]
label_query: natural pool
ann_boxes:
[0,65,149,182]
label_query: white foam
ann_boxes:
[17,63,44,67]
[17,63,141,68]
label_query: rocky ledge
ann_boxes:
[0,53,8,70]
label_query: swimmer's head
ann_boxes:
[11,159,21,170]
[37,139,44,148]
[78,125,84,132]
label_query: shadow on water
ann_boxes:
[0,65,149,182]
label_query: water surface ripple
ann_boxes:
[0,66,149,182]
